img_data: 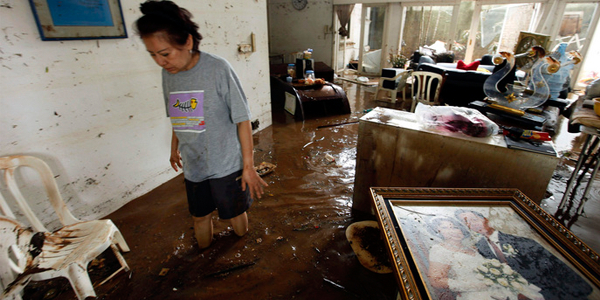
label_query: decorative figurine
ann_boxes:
[483,49,560,111]
[544,43,582,99]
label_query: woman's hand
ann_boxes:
[241,166,268,200]
[170,150,183,171]
[236,120,268,199]
[170,129,182,171]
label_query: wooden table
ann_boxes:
[353,107,559,213]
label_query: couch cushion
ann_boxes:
[417,63,446,75]
[479,54,494,65]
[441,70,490,107]
[457,60,480,71]
[381,68,403,78]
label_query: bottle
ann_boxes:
[303,49,313,59]
[305,70,315,85]
[287,64,295,78]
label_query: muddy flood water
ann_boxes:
[22,80,600,300]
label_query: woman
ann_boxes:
[135,0,267,249]
[426,217,543,300]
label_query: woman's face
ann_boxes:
[438,220,464,241]
[142,32,194,74]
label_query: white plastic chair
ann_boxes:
[375,69,412,103]
[0,217,36,300]
[0,155,130,300]
[410,71,443,112]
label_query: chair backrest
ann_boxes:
[411,71,443,104]
[0,156,79,232]
[0,216,35,298]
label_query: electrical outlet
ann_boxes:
[238,44,252,53]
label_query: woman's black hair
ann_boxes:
[426,217,471,240]
[135,0,202,52]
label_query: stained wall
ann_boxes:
[268,0,334,65]
[0,0,271,228]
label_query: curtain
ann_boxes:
[335,4,355,37]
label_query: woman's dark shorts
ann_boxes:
[184,170,252,219]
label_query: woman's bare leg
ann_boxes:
[193,214,213,249]
[230,212,248,236]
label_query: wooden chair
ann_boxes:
[0,155,130,300]
[375,69,412,103]
[410,71,443,112]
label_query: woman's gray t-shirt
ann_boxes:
[162,51,251,182]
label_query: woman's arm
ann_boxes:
[170,129,183,171]
[237,120,268,199]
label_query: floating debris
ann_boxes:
[293,224,320,231]
[324,153,335,164]
[323,278,360,298]
[205,261,256,277]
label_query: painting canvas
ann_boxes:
[29,0,127,40]
[370,188,600,300]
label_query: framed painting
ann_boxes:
[370,187,600,300]
[29,0,127,41]
[514,31,551,68]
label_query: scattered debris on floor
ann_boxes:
[256,161,276,176]
[346,221,392,274]
[158,268,169,276]
[206,260,257,278]
[323,277,360,298]
[293,223,321,231]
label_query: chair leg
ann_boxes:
[410,99,417,113]
[66,264,96,300]
[96,244,130,287]
[112,230,130,252]
[110,243,130,272]
[374,88,381,100]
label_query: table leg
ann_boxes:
[576,150,600,215]
[558,134,598,210]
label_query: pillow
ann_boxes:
[456,60,480,71]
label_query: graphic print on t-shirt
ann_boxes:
[169,90,205,132]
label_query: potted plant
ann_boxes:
[388,50,408,69]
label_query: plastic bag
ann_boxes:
[415,104,499,137]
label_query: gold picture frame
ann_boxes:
[370,187,600,300]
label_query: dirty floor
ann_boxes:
[22,79,600,300]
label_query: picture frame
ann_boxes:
[370,187,600,300]
[29,0,127,41]
[514,31,551,68]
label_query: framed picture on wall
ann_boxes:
[29,0,127,41]
[370,187,600,300]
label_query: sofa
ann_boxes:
[416,62,493,107]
